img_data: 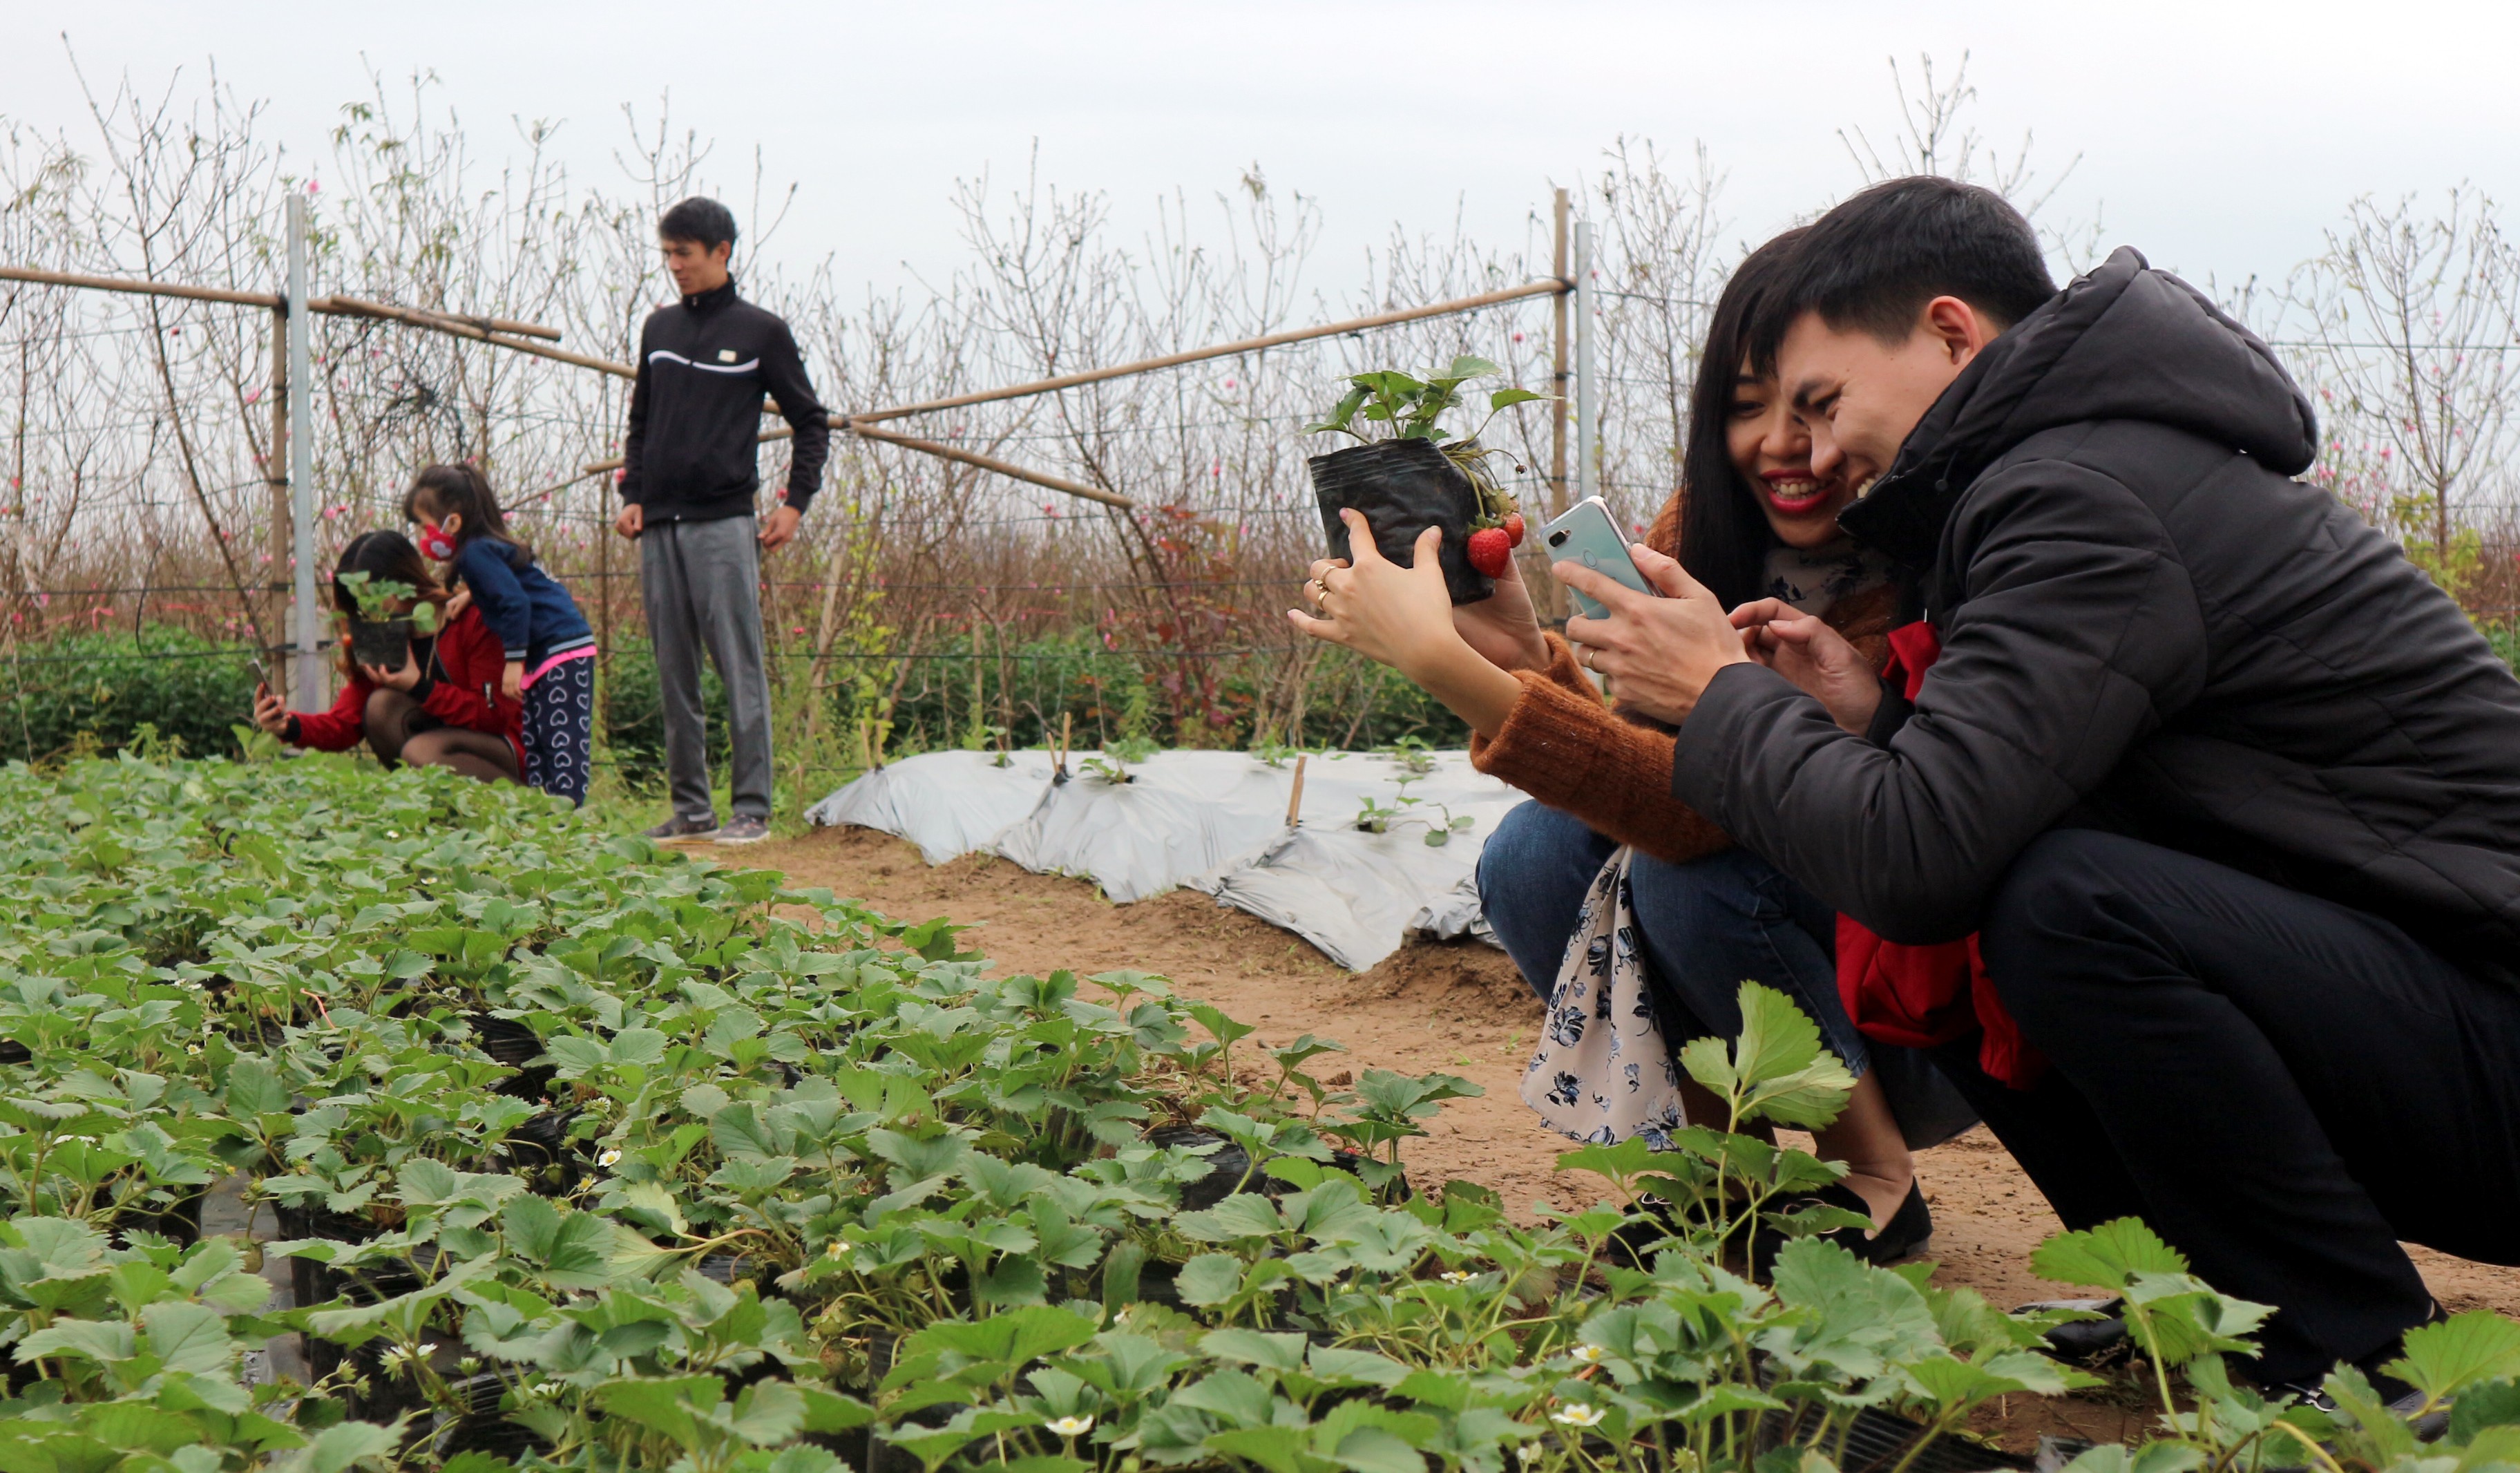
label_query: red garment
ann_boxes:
[1835,621,2046,1088]
[292,605,526,771]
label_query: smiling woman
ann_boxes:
[1286,228,1978,1255]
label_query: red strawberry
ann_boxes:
[1467,526,1512,578]
[1502,511,1527,547]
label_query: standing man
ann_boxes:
[615,196,830,844]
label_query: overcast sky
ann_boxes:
[7,0,2517,309]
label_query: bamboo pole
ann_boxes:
[582,419,1136,510]
[0,265,564,339]
[264,307,291,701]
[1550,189,1572,517]
[578,275,1581,496]
[316,295,627,377]
[1284,754,1308,828]
[1575,221,1597,505]
[845,423,1135,510]
[0,264,278,309]
[848,278,1572,426]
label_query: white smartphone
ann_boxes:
[1537,497,1661,620]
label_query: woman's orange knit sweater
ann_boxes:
[1467,497,1896,866]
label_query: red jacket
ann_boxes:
[1835,622,2045,1090]
[291,605,525,770]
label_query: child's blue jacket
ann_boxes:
[452,539,593,669]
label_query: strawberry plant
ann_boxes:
[337,569,441,635]
[1306,356,1544,563]
[0,750,2504,1473]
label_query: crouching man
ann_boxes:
[1557,175,2520,1397]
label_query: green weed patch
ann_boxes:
[0,752,2508,1473]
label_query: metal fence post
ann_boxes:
[286,196,321,711]
[1574,219,1596,506]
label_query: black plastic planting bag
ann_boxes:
[349,618,414,673]
[1306,438,1491,605]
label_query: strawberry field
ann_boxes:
[4,751,2517,1473]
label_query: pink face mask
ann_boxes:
[416,521,458,561]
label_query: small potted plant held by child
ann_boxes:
[1303,355,1547,605]
[337,571,439,670]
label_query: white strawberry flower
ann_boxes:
[1550,1403,1605,1427]
[1568,1343,1604,1364]
[1440,1270,1476,1285]
[598,1148,622,1168]
[1044,1415,1095,1437]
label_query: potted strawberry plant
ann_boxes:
[1304,355,1545,603]
[338,569,441,670]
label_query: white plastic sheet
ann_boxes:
[1193,755,1528,971]
[801,749,1058,864]
[807,747,1525,968]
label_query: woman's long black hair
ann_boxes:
[330,529,445,615]
[1675,226,1811,611]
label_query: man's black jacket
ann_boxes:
[1672,247,2520,984]
[622,280,830,523]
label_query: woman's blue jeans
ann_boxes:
[1476,800,1975,1148]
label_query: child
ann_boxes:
[404,463,597,804]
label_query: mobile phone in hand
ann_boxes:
[1537,497,1661,620]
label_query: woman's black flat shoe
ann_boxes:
[1752,1179,1933,1278]
[1829,1179,1933,1264]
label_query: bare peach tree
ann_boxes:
[46,55,2473,773]
[2287,189,2520,601]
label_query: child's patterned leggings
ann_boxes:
[523,656,595,806]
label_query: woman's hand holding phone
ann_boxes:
[1556,544,1750,725]
[251,683,292,736]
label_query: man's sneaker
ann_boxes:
[712,815,771,846]
[642,815,716,840]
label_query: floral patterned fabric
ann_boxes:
[1760,538,1893,616]
[1518,847,1688,1147]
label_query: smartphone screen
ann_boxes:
[1536,497,1659,620]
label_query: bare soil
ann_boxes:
[736,824,2520,1412]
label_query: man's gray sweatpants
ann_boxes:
[640,514,773,823]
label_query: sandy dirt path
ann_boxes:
[735,825,2520,1340]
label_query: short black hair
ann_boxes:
[1750,176,2055,369]
[658,196,738,252]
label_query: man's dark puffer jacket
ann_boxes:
[1671,247,2520,985]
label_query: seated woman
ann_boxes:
[1290,229,1971,1260]
[251,529,524,784]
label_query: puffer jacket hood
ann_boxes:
[1844,248,2320,568]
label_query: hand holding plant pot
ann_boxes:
[338,570,442,672]
[1303,354,1547,606]
[358,647,425,692]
